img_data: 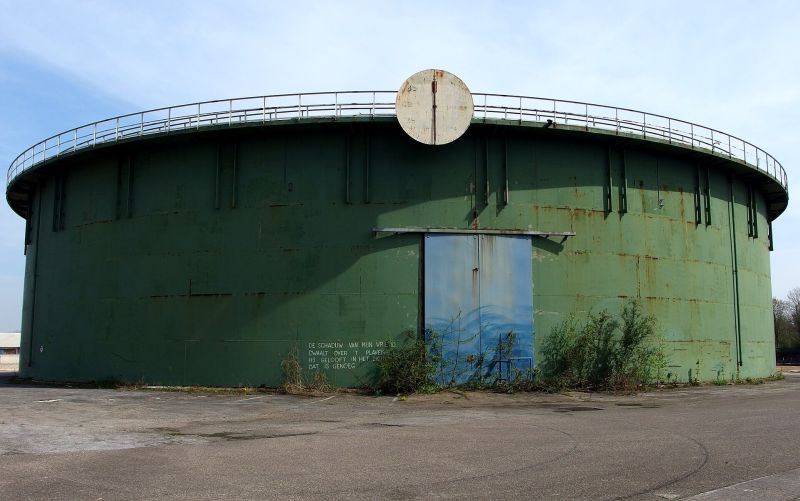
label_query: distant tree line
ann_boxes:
[774,288,800,360]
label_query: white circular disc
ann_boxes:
[396,69,473,146]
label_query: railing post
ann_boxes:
[585,103,588,131]
[667,118,671,144]
[642,113,646,138]
[7,92,788,196]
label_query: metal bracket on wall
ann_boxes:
[115,155,134,218]
[753,190,759,238]
[768,220,774,251]
[619,149,628,214]
[214,145,221,210]
[114,155,133,219]
[364,132,371,204]
[750,185,758,238]
[503,137,509,206]
[126,157,134,218]
[230,143,238,209]
[605,147,613,213]
[694,165,702,225]
[484,137,490,206]
[52,173,66,231]
[704,166,712,226]
[23,204,32,252]
[373,227,576,241]
[471,138,486,215]
[344,134,351,204]
[52,176,62,231]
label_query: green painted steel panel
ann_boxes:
[11,120,783,386]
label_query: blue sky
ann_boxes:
[0,0,798,331]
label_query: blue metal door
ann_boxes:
[424,234,534,385]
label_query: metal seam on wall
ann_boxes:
[373,227,576,237]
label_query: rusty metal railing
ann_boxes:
[6,91,788,191]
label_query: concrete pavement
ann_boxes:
[1,373,800,499]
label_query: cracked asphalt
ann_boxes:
[1,372,800,500]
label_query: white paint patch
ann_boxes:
[233,396,263,403]
[299,395,335,406]
[654,493,679,500]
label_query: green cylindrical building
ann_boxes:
[6,89,788,386]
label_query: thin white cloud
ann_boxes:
[1,0,799,308]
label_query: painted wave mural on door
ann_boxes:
[424,234,534,385]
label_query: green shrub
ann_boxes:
[539,300,666,391]
[375,331,439,394]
